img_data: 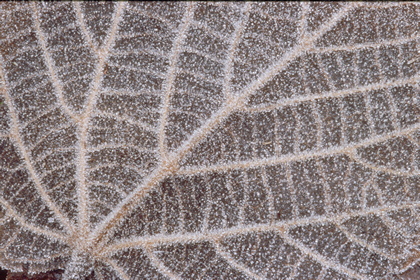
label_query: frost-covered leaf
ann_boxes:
[0,2,419,280]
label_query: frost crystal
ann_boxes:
[0,2,419,280]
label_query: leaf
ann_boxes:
[0,2,419,280]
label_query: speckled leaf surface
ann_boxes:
[0,2,419,280]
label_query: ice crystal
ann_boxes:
[0,2,419,280]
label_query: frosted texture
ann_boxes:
[0,2,419,280]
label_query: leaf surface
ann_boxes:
[0,2,419,280]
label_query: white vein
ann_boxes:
[143,245,182,280]
[347,151,415,177]
[32,3,78,122]
[178,123,420,176]
[100,258,131,280]
[158,3,195,161]
[312,35,420,55]
[0,197,66,242]
[73,2,98,53]
[245,73,420,113]
[222,2,252,100]
[0,62,73,233]
[102,201,420,255]
[212,240,264,280]
[335,223,399,260]
[75,2,126,234]
[280,231,369,280]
